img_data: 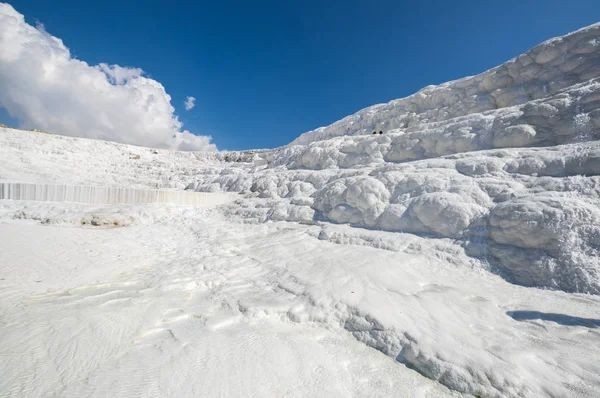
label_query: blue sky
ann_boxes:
[3,0,600,150]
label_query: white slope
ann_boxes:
[292,23,600,146]
[0,127,226,189]
[187,23,600,295]
[1,22,600,398]
[1,203,599,398]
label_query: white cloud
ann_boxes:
[0,3,216,151]
[184,96,196,111]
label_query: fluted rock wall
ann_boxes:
[0,182,233,206]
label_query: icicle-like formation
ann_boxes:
[0,182,234,206]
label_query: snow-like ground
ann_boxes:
[2,203,599,397]
[1,22,600,398]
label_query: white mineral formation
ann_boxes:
[1,22,600,398]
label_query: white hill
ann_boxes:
[1,23,600,398]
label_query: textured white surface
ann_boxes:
[292,23,600,146]
[1,204,599,397]
[0,182,235,206]
[1,22,600,398]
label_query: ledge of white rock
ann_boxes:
[0,182,235,207]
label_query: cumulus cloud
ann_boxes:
[0,3,216,151]
[184,96,196,111]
